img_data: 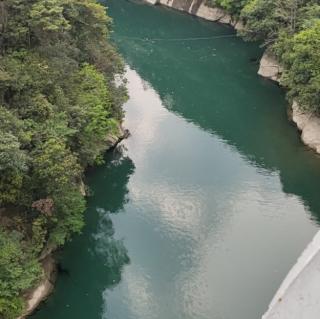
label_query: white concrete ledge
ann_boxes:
[262,230,320,319]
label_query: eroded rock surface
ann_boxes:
[258,52,283,81]
[292,101,320,154]
[18,256,56,319]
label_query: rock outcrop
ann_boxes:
[18,256,56,319]
[258,52,283,82]
[106,124,130,149]
[145,0,243,30]
[257,52,320,155]
[292,101,320,154]
[196,2,243,30]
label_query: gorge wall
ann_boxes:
[145,0,243,30]
[258,52,320,155]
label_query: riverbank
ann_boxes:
[0,2,129,317]
[144,0,320,155]
[17,257,56,319]
[259,52,320,155]
[16,125,129,319]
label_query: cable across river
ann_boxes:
[116,33,238,42]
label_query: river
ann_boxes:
[31,1,320,319]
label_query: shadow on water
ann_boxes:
[105,0,320,223]
[32,147,135,319]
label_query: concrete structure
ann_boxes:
[262,230,320,319]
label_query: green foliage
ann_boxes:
[0,296,24,319]
[71,64,118,165]
[275,21,320,112]
[31,216,48,255]
[29,0,70,33]
[32,137,81,194]
[0,132,27,205]
[0,0,126,317]
[0,229,42,318]
[240,0,293,43]
[49,189,86,245]
[240,0,320,112]
[210,0,249,16]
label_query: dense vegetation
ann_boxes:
[210,0,320,113]
[0,1,126,318]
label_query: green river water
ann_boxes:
[32,1,320,319]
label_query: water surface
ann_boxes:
[32,1,320,319]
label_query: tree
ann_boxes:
[0,132,27,205]
[69,64,117,165]
[211,0,249,16]
[240,0,293,44]
[0,229,41,319]
[32,137,81,195]
[0,0,125,316]
[278,20,320,112]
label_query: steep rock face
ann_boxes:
[144,0,158,4]
[196,2,243,30]
[292,101,320,154]
[162,0,194,11]
[257,52,320,155]
[258,52,283,82]
[145,0,243,29]
[17,257,56,319]
[189,0,203,14]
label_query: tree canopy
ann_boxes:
[0,1,126,317]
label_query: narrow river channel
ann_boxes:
[32,1,320,319]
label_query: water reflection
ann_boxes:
[88,147,135,213]
[99,67,318,319]
[31,148,135,319]
[106,0,320,223]
[94,209,129,274]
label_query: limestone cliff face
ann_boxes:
[292,101,320,154]
[195,2,243,30]
[145,0,243,30]
[258,52,283,82]
[145,0,159,4]
[258,52,320,155]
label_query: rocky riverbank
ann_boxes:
[145,0,320,155]
[258,52,320,155]
[146,0,243,30]
[17,257,56,319]
[16,126,129,319]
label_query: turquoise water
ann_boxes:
[32,1,320,319]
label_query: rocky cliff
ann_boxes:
[258,52,320,155]
[145,0,243,30]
